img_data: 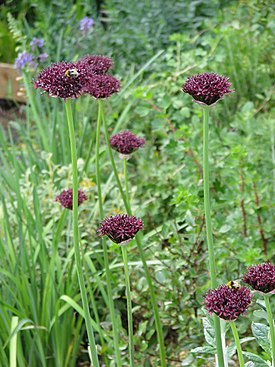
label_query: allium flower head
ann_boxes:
[243,263,275,294]
[56,189,87,210]
[80,16,94,36]
[98,214,143,245]
[15,52,35,70]
[34,55,119,100]
[77,55,113,75]
[34,61,90,99]
[83,74,120,99]
[182,73,233,106]
[205,285,253,321]
[110,131,145,157]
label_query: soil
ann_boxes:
[0,99,26,131]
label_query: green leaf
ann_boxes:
[252,322,271,354]
[219,224,231,233]
[202,317,215,347]
[253,309,268,321]
[243,352,270,366]
[191,346,215,354]
[4,318,37,349]
[227,337,255,358]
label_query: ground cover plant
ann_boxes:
[0,0,274,366]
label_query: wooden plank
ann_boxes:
[0,63,26,103]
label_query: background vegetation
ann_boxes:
[0,0,274,366]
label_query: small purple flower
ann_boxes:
[76,55,113,75]
[30,37,44,51]
[34,61,89,99]
[80,16,94,36]
[56,189,87,210]
[15,52,34,70]
[38,53,49,63]
[243,263,275,295]
[110,131,145,157]
[205,285,253,321]
[98,214,143,245]
[182,73,233,106]
[83,74,120,99]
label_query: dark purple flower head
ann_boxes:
[243,263,275,294]
[34,55,118,100]
[56,189,87,210]
[34,61,91,99]
[110,131,145,156]
[80,17,94,36]
[83,74,120,99]
[15,52,35,70]
[204,285,253,321]
[76,55,113,75]
[182,73,233,106]
[98,214,143,245]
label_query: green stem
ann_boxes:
[230,322,244,367]
[83,130,94,172]
[124,159,130,204]
[83,244,110,367]
[96,99,122,367]
[264,295,275,367]
[65,100,99,367]
[122,161,134,366]
[203,107,224,367]
[103,113,166,367]
[121,246,134,367]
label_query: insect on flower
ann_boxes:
[227,280,242,290]
[65,68,79,78]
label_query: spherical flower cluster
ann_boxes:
[98,214,143,245]
[182,73,233,106]
[204,285,253,321]
[80,16,94,37]
[82,74,120,99]
[110,131,145,157]
[34,55,120,100]
[34,62,90,99]
[56,189,87,210]
[243,263,275,294]
[77,55,113,74]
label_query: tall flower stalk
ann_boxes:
[183,72,233,367]
[203,107,224,366]
[98,214,144,366]
[65,100,99,367]
[121,245,134,366]
[100,131,146,365]
[243,263,275,366]
[205,284,252,367]
[95,100,122,367]
[264,295,275,367]
[103,116,167,366]
[229,322,245,367]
